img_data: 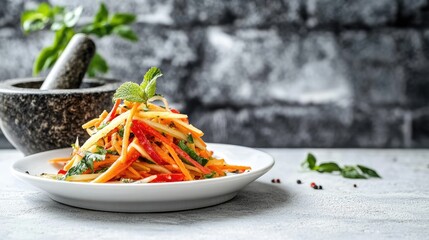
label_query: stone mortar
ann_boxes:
[0,78,121,155]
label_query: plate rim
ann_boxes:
[11,143,275,188]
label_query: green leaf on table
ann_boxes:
[110,13,136,25]
[113,82,146,103]
[94,3,109,23]
[357,165,381,178]
[112,25,138,41]
[341,166,367,179]
[301,153,381,179]
[317,162,341,173]
[64,6,83,27]
[301,153,317,170]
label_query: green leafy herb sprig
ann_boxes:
[113,67,163,104]
[64,146,107,179]
[21,2,138,77]
[302,153,381,179]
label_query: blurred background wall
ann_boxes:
[0,0,428,148]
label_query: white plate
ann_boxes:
[11,143,274,212]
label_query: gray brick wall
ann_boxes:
[0,0,428,148]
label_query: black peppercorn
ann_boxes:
[297,179,302,184]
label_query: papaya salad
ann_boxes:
[44,67,251,183]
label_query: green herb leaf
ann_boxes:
[341,166,367,179]
[357,165,381,178]
[141,67,163,99]
[145,78,157,99]
[37,2,52,16]
[109,13,136,25]
[301,153,381,179]
[87,53,109,77]
[113,82,146,102]
[142,67,163,87]
[32,27,74,75]
[22,17,48,33]
[203,172,216,179]
[187,134,194,144]
[302,153,317,170]
[316,162,341,173]
[112,25,138,42]
[94,3,109,23]
[63,6,83,27]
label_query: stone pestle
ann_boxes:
[40,33,96,90]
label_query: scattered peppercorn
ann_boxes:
[271,179,275,183]
[310,182,316,188]
[25,171,29,174]
[353,184,357,188]
[319,185,323,190]
[297,179,302,184]
[276,179,281,183]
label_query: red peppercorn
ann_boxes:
[310,182,316,188]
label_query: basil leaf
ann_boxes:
[37,3,52,16]
[112,25,138,42]
[63,6,82,27]
[109,13,136,25]
[341,166,367,179]
[94,3,109,23]
[302,153,317,170]
[301,153,382,179]
[88,53,109,77]
[317,162,341,173]
[357,165,381,178]
[33,46,56,75]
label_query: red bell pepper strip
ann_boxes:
[130,123,167,165]
[170,108,180,114]
[57,169,67,175]
[103,99,121,124]
[150,173,185,183]
[132,120,211,174]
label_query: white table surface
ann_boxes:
[0,148,428,240]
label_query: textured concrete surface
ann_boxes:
[0,148,428,239]
[1,0,429,148]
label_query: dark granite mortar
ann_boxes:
[0,78,121,155]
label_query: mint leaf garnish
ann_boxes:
[113,67,163,104]
[113,82,145,103]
